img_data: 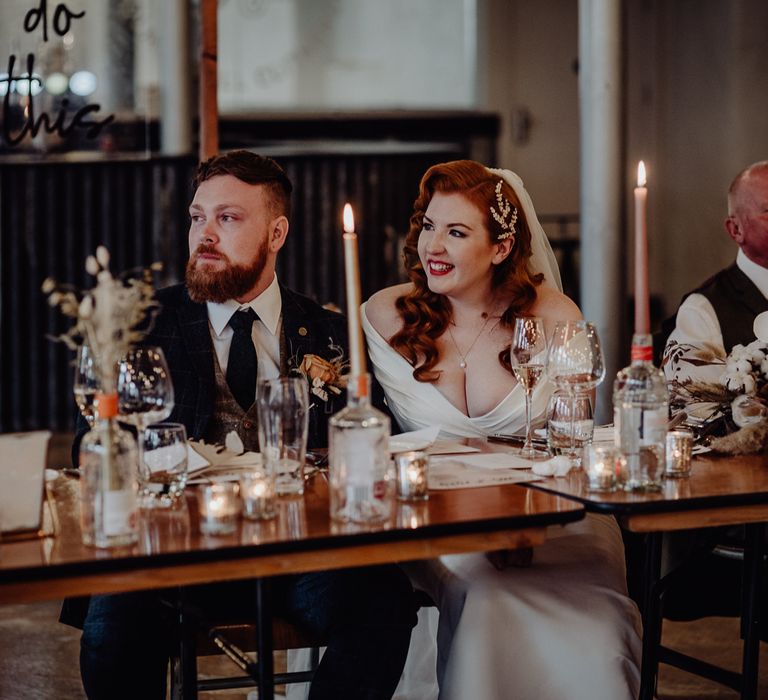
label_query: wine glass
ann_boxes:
[74,344,100,427]
[117,346,175,484]
[510,316,548,459]
[546,321,605,457]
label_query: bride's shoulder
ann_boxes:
[530,285,582,323]
[365,283,413,339]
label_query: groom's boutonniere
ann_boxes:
[293,340,348,402]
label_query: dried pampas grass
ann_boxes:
[709,420,768,455]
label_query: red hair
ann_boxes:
[390,160,543,381]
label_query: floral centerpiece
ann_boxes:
[42,246,160,391]
[665,312,768,454]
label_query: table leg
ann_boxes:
[639,532,663,700]
[740,523,764,700]
[256,577,275,700]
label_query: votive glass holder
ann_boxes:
[665,430,693,478]
[395,450,429,501]
[239,470,276,521]
[582,445,619,492]
[197,482,240,535]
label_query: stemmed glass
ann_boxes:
[117,346,175,486]
[73,344,100,428]
[546,321,605,457]
[510,316,548,459]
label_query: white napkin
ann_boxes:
[187,433,262,482]
[389,426,440,453]
[531,455,574,477]
[0,431,51,533]
[438,452,534,470]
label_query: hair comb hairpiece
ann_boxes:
[490,180,518,240]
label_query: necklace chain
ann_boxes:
[447,313,501,370]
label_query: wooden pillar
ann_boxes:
[199,0,219,161]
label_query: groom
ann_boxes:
[66,151,416,700]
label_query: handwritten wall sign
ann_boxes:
[1,1,116,149]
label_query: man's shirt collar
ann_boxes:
[206,274,282,337]
[736,249,768,299]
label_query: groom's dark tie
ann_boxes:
[226,308,258,411]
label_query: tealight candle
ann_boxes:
[239,471,276,520]
[395,450,429,501]
[665,430,693,477]
[583,445,618,492]
[198,482,240,535]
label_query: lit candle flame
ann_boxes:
[343,203,355,234]
[637,161,647,188]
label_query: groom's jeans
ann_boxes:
[80,566,417,700]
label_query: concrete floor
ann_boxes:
[0,600,766,699]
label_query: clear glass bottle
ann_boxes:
[79,392,140,547]
[329,374,393,524]
[613,334,669,491]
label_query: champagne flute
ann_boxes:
[117,347,175,485]
[510,316,548,459]
[546,321,605,457]
[74,344,100,427]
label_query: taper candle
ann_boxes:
[342,203,366,385]
[634,161,650,335]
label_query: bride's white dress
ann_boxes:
[362,305,642,700]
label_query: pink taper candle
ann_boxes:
[634,161,650,335]
[342,204,367,395]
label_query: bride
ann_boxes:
[363,160,642,700]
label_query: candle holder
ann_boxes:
[665,430,693,478]
[239,470,276,521]
[197,482,240,535]
[582,445,619,493]
[395,450,429,501]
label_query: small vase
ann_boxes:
[79,393,139,548]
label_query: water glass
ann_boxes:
[141,423,188,506]
[547,392,594,455]
[665,430,693,477]
[257,377,309,496]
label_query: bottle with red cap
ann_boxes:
[79,392,139,547]
[613,333,669,491]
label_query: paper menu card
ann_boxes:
[0,431,51,535]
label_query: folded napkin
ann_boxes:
[531,455,574,477]
[187,431,262,482]
[388,426,481,455]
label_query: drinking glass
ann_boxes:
[74,344,100,427]
[547,391,594,455]
[141,423,188,507]
[509,316,548,459]
[546,321,605,457]
[117,346,174,480]
[257,377,309,495]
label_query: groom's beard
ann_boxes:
[186,241,269,303]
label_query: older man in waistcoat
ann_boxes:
[661,161,768,381]
[66,151,416,700]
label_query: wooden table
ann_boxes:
[0,471,583,698]
[526,451,768,700]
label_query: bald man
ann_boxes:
[662,161,768,384]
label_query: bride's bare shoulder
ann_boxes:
[530,285,582,323]
[365,283,413,339]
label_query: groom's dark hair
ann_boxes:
[193,150,293,218]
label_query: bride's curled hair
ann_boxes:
[390,160,544,381]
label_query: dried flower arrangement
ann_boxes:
[42,246,161,392]
[292,341,348,403]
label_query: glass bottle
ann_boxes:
[328,374,393,524]
[613,333,669,491]
[79,392,140,547]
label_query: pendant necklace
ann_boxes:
[447,312,501,370]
